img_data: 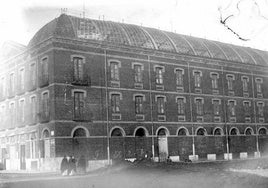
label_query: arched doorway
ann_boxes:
[134,127,148,158]
[111,128,124,137]
[214,128,224,136]
[157,127,169,162]
[110,127,125,160]
[72,127,88,157]
[259,128,267,135]
[43,129,50,158]
[230,127,239,135]
[196,128,206,136]
[245,128,254,135]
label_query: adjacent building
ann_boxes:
[1,14,268,171]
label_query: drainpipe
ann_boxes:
[148,55,155,160]
[251,71,260,157]
[187,63,195,158]
[104,50,111,165]
[221,66,229,160]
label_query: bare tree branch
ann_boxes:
[218,6,250,41]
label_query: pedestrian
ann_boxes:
[77,155,87,174]
[60,155,68,176]
[67,155,72,175]
[69,156,77,175]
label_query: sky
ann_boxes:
[0,0,268,51]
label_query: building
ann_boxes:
[0,14,268,171]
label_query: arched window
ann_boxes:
[135,128,146,137]
[157,128,168,136]
[178,128,188,136]
[214,128,223,136]
[43,129,49,138]
[259,128,267,135]
[196,128,206,136]
[111,128,124,137]
[73,128,87,137]
[245,128,254,135]
[230,128,239,135]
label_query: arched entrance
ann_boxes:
[43,129,50,158]
[72,127,88,157]
[134,127,148,158]
[157,127,169,162]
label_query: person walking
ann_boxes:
[69,156,77,175]
[60,155,68,176]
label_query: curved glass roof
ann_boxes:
[28,14,268,66]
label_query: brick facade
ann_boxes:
[1,14,268,171]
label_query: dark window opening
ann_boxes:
[111,128,123,137]
[197,128,206,136]
[178,128,187,136]
[230,128,239,135]
[214,128,222,135]
[259,128,267,135]
[158,128,167,136]
[135,128,146,137]
[73,128,87,137]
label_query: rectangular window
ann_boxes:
[19,68,25,91]
[256,78,262,93]
[10,103,15,127]
[196,99,203,115]
[155,67,163,85]
[194,71,201,87]
[213,100,220,115]
[73,57,84,81]
[42,92,49,117]
[211,74,218,89]
[111,94,120,113]
[19,100,25,122]
[41,58,48,81]
[257,102,264,117]
[177,98,185,115]
[31,96,37,122]
[110,62,119,81]
[157,97,165,114]
[134,65,142,83]
[30,63,36,87]
[228,101,236,116]
[242,77,248,92]
[175,69,183,86]
[9,73,15,95]
[0,77,5,97]
[243,101,250,116]
[227,75,234,90]
[135,96,143,114]
[0,105,5,125]
[74,92,85,119]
